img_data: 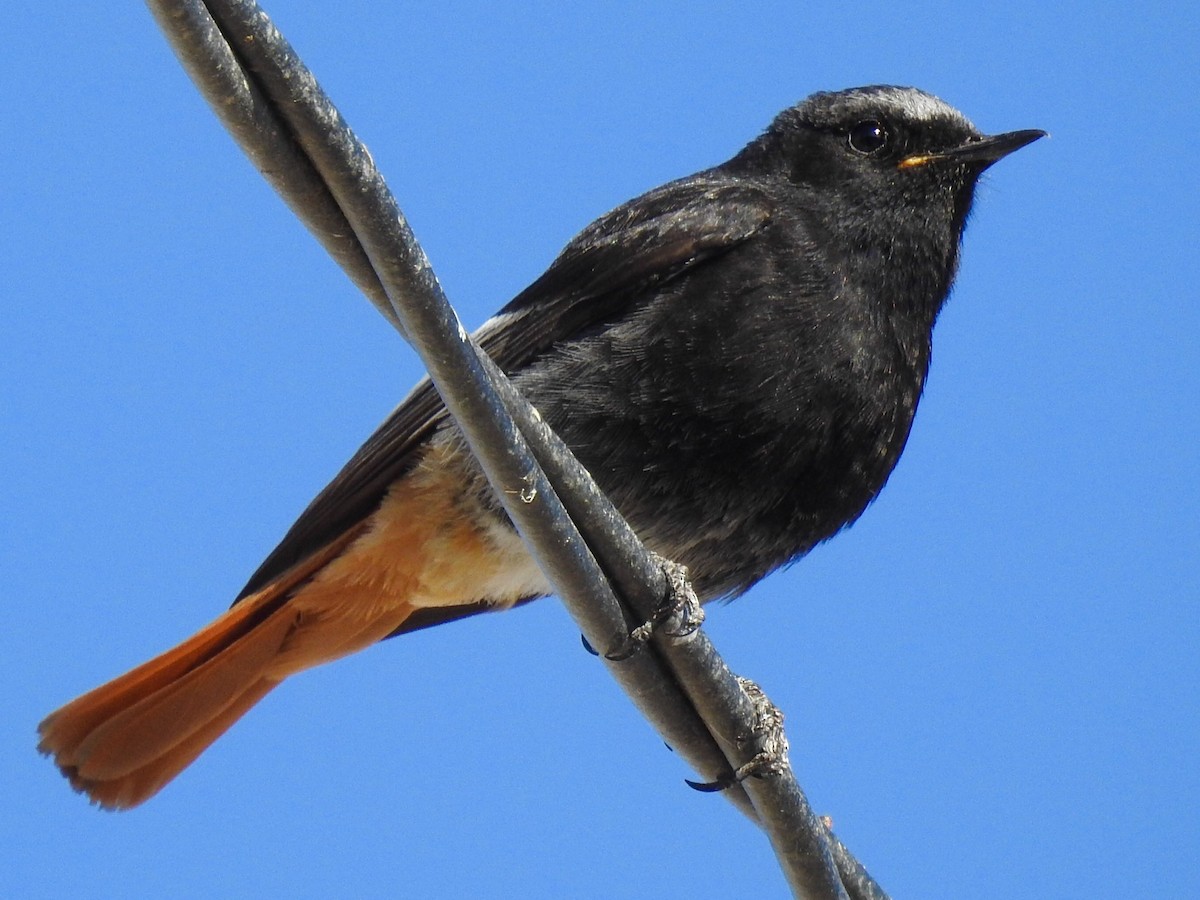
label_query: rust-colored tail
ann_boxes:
[37,447,536,810]
[35,525,415,810]
[37,588,298,809]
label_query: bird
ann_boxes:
[38,85,1043,810]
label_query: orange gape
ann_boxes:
[37,443,542,810]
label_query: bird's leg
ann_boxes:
[603,557,704,661]
[686,676,790,792]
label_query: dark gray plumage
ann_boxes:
[240,84,1043,616]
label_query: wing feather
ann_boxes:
[236,177,772,600]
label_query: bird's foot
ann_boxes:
[604,557,704,661]
[686,676,790,792]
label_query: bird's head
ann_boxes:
[737,85,1044,238]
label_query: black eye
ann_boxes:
[848,120,889,155]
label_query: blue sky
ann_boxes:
[4,2,1197,897]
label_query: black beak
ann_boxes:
[899,128,1046,171]
[942,128,1047,167]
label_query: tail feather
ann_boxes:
[37,590,294,810]
[37,526,371,810]
[38,592,286,771]
[69,678,278,811]
[36,465,521,810]
[64,602,297,782]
